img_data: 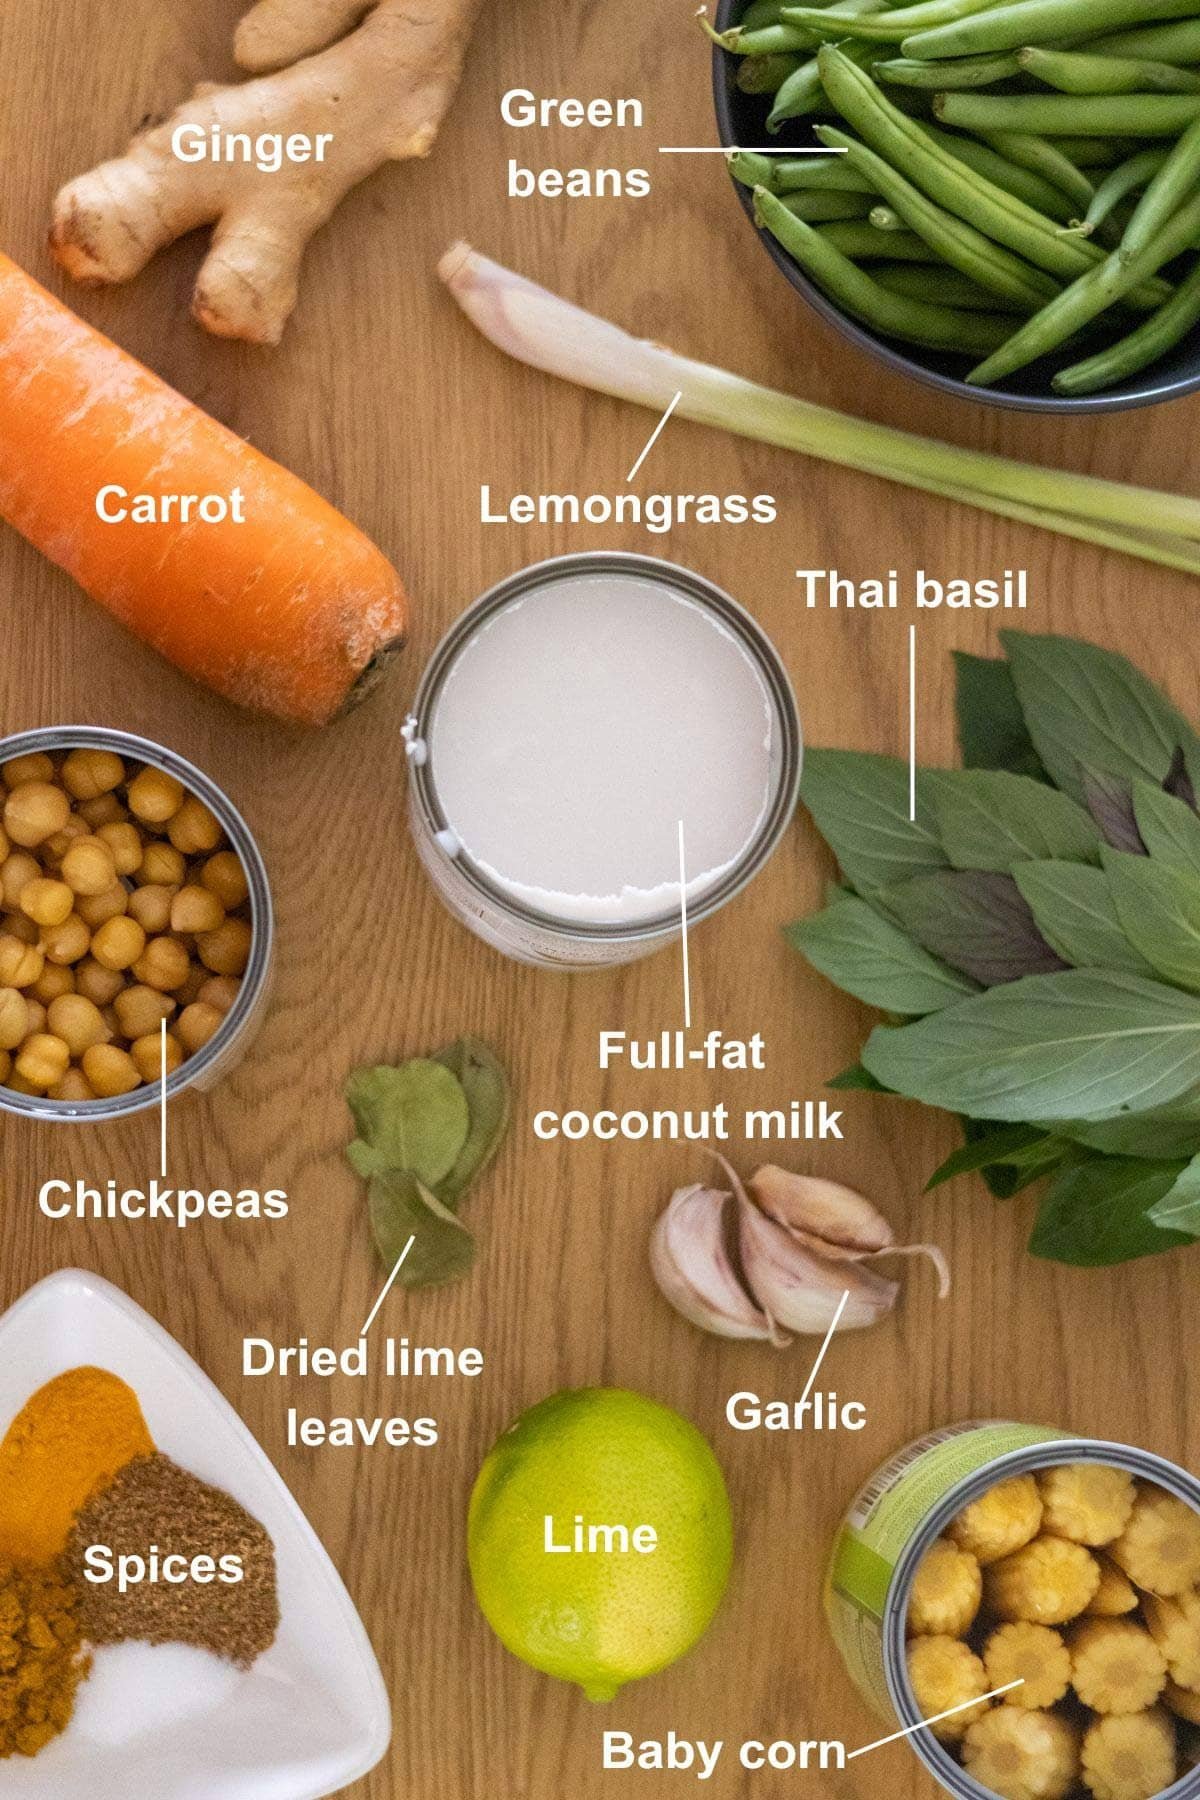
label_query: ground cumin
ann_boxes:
[0,1367,154,1564]
[0,1558,89,1758]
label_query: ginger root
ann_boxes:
[50,0,482,344]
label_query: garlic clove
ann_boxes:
[749,1165,895,1252]
[650,1184,776,1342]
[737,1190,899,1336]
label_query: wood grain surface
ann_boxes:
[1,4,1198,1796]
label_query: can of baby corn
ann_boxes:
[825,1422,1200,1800]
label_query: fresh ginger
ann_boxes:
[50,0,484,343]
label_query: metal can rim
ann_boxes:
[0,726,274,1123]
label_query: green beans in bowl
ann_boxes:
[712,0,1200,411]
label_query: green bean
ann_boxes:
[781,0,1008,43]
[818,221,943,257]
[1054,253,1200,393]
[925,124,1078,220]
[730,150,876,193]
[766,33,887,129]
[1121,115,1200,261]
[874,262,1030,309]
[779,190,879,220]
[1053,138,1141,168]
[903,0,1200,61]
[967,186,1200,385]
[1079,149,1170,235]
[983,133,1096,212]
[818,122,1060,305]
[754,185,1016,351]
[876,52,1021,87]
[737,52,805,93]
[739,0,790,28]
[1019,46,1200,96]
[1086,20,1200,63]
[719,21,821,55]
[869,203,907,229]
[935,94,1200,137]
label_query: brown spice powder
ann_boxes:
[67,1453,279,1668]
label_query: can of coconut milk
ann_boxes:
[825,1422,1200,1800]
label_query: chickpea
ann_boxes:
[128,884,176,934]
[76,882,129,929]
[138,842,186,888]
[133,936,191,992]
[127,767,184,825]
[2,851,41,910]
[61,747,125,800]
[23,1000,47,1037]
[200,851,249,911]
[97,822,143,877]
[2,754,53,790]
[0,828,7,863]
[75,958,126,1007]
[81,1043,141,1098]
[7,1072,42,1095]
[175,963,207,1006]
[4,781,71,849]
[40,914,91,966]
[198,975,241,1014]
[15,1034,70,1090]
[168,797,222,856]
[0,935,43,988]
[177,1001,224,1054]
[113,985,175,1040]
[61,835,119,897]
[31,964,75,1004]
[91,916,146,973]
[0,1050,10,1085]
[78,792,127,828]
[196,917,252,977]
[47,994,110,1058]
[2,911,39,947]
[131,1032,183,1083]
[170,885,226,935]
[19,877,74,928]
[49,1068,97,1102]
[0,988,28,1050]
[101,1005,122,1039]
[43,814,91,865]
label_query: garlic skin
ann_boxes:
[650,1184,775,1342]
[737,1192,898,1335]
[749,1165,952,1301]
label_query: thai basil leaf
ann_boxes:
[925,1123,1066,1193]
[953,651,1049,782]
[1104,849,1200,995]
[1014,862,1155,978]
[1133,779,1200,877]
[861,970,1200,1123]
[1147,1152,1200,1236]
[1002,631,1200,805]
[786,896,977,1015]
[345,1060,470,1188]
[431,1036,511,1208]
[1164,746,1198,811]
[369,1171,477,1286]
[880,870,1066,987]
[1082,769,1145,855]
[933,769,1101,873]
[800,750,946,895]
[827,1063,890,1092]
[1050,1093,1200,1161]
[1029,1157,1192,1267]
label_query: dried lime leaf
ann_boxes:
[432,1036,511,1208]
[369,1171,476,1287]
[344,1060,469,1188]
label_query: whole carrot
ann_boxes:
[0,253,408,725]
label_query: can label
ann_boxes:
[825,1421,1066,1720]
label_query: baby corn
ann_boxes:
[1087,1557,1141,1619]
[986,1538,1102,1627]
[908,1635,991,1741]
[1040,1465,1135,1549]
[963,1708,1080,1800]
[952,1477,1044,1566]
[1165,1679,1200,1727]
[1143,1589,1200,1692]
[1081,1709,1177,1800]
[984,1622,1071,1711]
[1111,1486,1200,1597]
[1070,1619,1167,1715]
[910,1539,983,1638]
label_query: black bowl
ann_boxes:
[712,2,1200,414]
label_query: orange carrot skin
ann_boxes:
[0,253,408,725]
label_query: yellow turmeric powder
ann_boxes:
[0,1558,89,1758]
[0,1367,154,1562]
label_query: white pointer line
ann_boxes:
[359,1235,417,1338]
[848,1683,1025,1760]
[160,1018,169,1180]
[678,820,693,1032]
[798,1289,850,1415]
[909,624,918,824]
[659,145,848,154]
[627,391,683,484]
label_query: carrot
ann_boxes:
[0,252,408,725]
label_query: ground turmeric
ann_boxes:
[0,1367,154,1563]
[0,1558,89,1758]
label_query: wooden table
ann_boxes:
[2,4,1198,1795]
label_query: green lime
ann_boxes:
[468,1387,733,1702]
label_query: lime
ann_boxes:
[468,1387,733,1702]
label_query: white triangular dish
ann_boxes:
[0,1269,391,1799]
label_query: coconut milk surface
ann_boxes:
[427,573,775,925]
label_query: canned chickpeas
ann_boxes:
[827,1424,1200,1800]
[0,728,272,1120]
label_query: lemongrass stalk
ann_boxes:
[437,242,1200,564]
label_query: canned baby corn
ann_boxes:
[826,1423,1200,1800]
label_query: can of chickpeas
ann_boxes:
[826,1423,1200,1800]
[0,727,273,1122]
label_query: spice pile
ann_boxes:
[907,1464,1200,1800]
[0,746,253,1103]
[0,1365,279,1759]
